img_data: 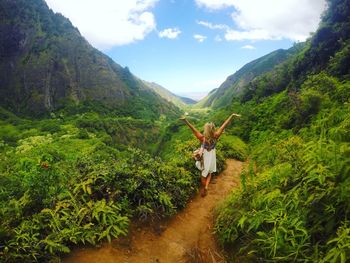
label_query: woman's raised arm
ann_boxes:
[179,116,204,141]
[214,113,240,139]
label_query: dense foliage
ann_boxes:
[215,78,350,261]
[0,1,247,261]
[198,47,301,109]
[214,0,350,261]
[0,108,246,262]
[1,0,350,262]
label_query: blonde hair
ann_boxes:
[203,122,216,144]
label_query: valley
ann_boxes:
[1,0,350,262]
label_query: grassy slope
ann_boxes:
[213,0,350,261]
[195,46,303,109]
[0,105,247,262]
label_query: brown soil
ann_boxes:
[63,159,243,263]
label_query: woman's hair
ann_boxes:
[203,122,216,144]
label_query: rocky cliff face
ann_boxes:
[0,0,179,118]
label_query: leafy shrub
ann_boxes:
[39,120,62,133]
[1,109,242,261]
[215,104,350,261]
[77,128,90,139]
[217,134,248,161]
[0,124,21,145]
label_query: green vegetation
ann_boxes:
[1,0,350,262]
[143,81,197,109]
[214,0,350,261]
[0,0,180,119]
[215,80,350,261]
[0,108,245,262]
[0,1,246,261]
[197,45,303,109]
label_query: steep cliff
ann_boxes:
[0,0,179,118]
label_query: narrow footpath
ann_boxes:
[64,159,243,263]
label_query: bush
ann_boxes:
[215,107,350,262]
[217,134,248,161]
[2,114,235,261]
[39,120,62,133]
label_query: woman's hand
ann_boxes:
[231,113,241,118]
[179,112,189,121]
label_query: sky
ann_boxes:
[45,0,327,100]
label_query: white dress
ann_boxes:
[201,148,216,178]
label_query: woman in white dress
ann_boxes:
[180,113,240,196]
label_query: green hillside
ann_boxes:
[0,104,248,262]
[0,1,245,261]
[213,0,350,261]
[0,0,179,119]
[196,46,302,109]
[143,81,196,109]
[1,0,350,261]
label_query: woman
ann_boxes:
[180,113,240,196]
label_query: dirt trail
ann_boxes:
[64,159,243,263]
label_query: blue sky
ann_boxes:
[45,0,326,100]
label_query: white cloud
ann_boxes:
[194,0,236,10]
[159,28,181,39]
[195,0,327,42]
[241,45,255,50]
[197,20,228,30]
[45,0,158,50]
[194,34,207,42]
[225,29,274,41]
[214,35,223,42]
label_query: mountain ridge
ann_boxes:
[0,0,179,119]
[142,81,196,108]
[196,46,303,109]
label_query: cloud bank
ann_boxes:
[195,0,327,42]
[45,0,158,50]
[159,28,182,39]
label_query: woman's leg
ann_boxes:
[201,176,206,187]
[201,176,207,197]
[205,173,212,189]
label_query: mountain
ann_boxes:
[235,0,350,105]
[178,96,197,105]
[0,0,179,119]
[143,81,196,108]
[197,47,302,109]
[214,0,350,261]
[291,0,350,82]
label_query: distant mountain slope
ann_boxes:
[143,81,196,108]
[202,0,350,111]
[0,0,179,119]
[178,95,197,105]
[197,47,300,109]
[236,0,350,104]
